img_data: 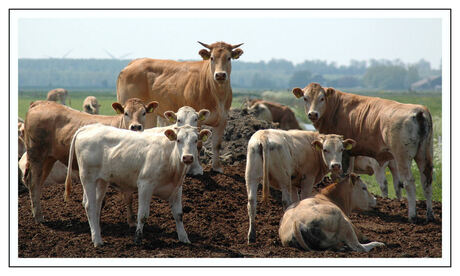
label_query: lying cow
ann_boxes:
[23,98,158,223]
[248,99,301,130]
[354,156,400,199]
[47,88,70,106]
[117,41,244,173]
[245,129,355,243]
[248,102,273,123]
[64,124,211,247]
[82,96,101,114]
[279,173,384,252]
[293,83,433,222]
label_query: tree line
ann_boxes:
[18,58,441,91]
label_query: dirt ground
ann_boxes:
[17,108,442,258]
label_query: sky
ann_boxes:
[16,10,443,68]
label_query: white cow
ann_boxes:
[354,156,400,199]
[245,129,355,243]
[64,123,211,247]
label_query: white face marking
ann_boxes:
[321,138,345,173]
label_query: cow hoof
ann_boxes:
[248,232,256,244]
[211,166,224,173]
[179,237,191,244]
[93,241,104,247]
[426,212,435,222]
[34,215,44,224]
[134,230,143,245]
[128,221,137,228]
[408,216,417,223]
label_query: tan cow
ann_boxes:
[279,174,384,252]
[248,99,301,130]
[47,88,70,105]
[292,83,434,222]
[245,129,355,243]
[116,41,244,173]
[82,96,101,114]
[18,120,26,159]
[23,98,158,223]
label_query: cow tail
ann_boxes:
[64,127,81,202]
[261,136,270,202]
[415,110,434,185]
[293,221,311,251]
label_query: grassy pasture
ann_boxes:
[18,89,443,201]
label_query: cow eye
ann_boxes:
[320,97,325,102]
[303,97,308,102]
[142,111,146,116]
[195,139,198,143]
[177,139,181,143]
[227,57,231,61]
[323,149,328,153]
[211,57,214,61]
[341,148,344,152]
[124,112,128,116]
[178,119,181,123]
[194,118,198,121]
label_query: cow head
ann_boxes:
[112,98,159,131]
[292,83,334,123]
[349,174,377,211]
[312,134,356,175]
[164,125,212,165]
[198,41,244,84]
[164,106,211,127]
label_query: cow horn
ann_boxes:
[198,41,211,49]
[232,43,244,49]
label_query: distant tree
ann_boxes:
[288,70,312,88]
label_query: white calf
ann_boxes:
[64,123,211,247]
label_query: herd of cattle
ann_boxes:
[17,41,434,253]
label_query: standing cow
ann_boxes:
[23,98,158,223]
[245,129,355,243]
[116,41,244,173]
[292,83,433,222]
[47,88,70,106]
[64,124,211,247]
[279,174,384,252]
[82,96,101,114]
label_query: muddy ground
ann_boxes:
[17,108,442,258]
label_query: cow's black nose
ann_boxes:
[130,125,142,131]
[183,155,194,164]
[308,112,318,121]
[215,72,227,80]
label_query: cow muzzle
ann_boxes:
[182,155,194,165]
[130,124,143,132]
[214,72,227,81]
[330,163,342,174]
[308,111,319,122]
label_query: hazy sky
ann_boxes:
[17,11,443,68]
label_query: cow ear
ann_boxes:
[164,111,177,123]
[198,109,210,122]
[199,49,211,60]
[231,48,244,59]
[343,139,356,150]
[112,102,124,114]
[145,101,159,113]
[292,87,304,99]
[199,129,212,142]
[350,173,360,185]
[164,129,177,141]
[312,140,323,151]
[325,88,335,97]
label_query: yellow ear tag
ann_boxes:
[168,116,176,123]
[315,144,322,151]
[199,114,206,121]
[345,144,353,150]
[201,134,208,142]
[203,56,210,60]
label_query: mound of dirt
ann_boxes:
[200,108,279,166]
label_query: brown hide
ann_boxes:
[249,99,301,130]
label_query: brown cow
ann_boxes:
[248,99,301,130]
[23,98,158,223]
[47,88,70,105]
[279,174,384,252]
[116,41,244,173]
[292,83,433,222]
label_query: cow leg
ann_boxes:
[290,186,299,202]
[29,158,55,223]
[134,180,155,244]
[280,178,293,210]
[211,119,227,173]
[299,176,315,200]
[82,177,104,247]
[245,145,261,244]
[388,160,402,200]
[415,153,434,222]
[395,157,417,222]
[374,163,388,198]
[341,217,384,252]
[122,192,136,227]
[169,186,190,243]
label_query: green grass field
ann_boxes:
[18,88,443,202]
